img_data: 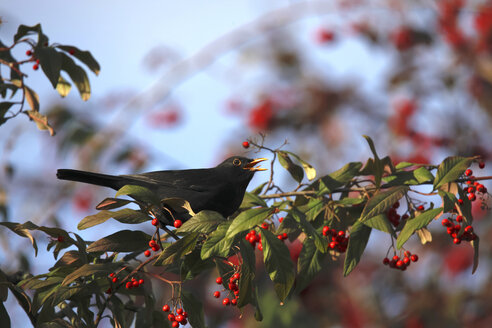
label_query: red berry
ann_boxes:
[329,241,338,249]
[174,220,182,228]
[396,260,404,268]
[403,251,411,258]
[456,215,463,223]
[468,193,476,201]
[403,257,411,265]
[36,59,40,64]
[410,254,418,262]
[168,313,175,322]
[479,162,485,169]
[441,219,451,227]
[282,233,288,240]
[216,277,223,284]
[383,257,390,265]
[338,231,345,237]
[109,272,115,278]
[261,222,269,229]
[453,237,461,244]
[112,277,118,283]
[132,280,139,288]
[33,64,39,70]
[316,28,335,43]
[258,244,263,251]
[26,50,32,56]
[214,291,220,298]
[183,311,188,318]
[138,279,144,285]
[149,240,157,247]
[152,218,159,226]
[162,304,170,312]
[277,234,283,240]
[465,169,473,176]
[279,217,284,223]
[392,255,400,261]
[151,244,160,251]
[171,321,179,328]
[417,205,425,211]
[464,225,474,233]
[176,314,184,323]
[105,288,112,294]
[242,141,250,148]
[176,308,183,315]
[458,199,464,205]
[69,48,75,55]
[223,298,230,306]
[248,235,256,243]
[144,250,151,257]
[477,184,485,193]
[233,273,240,280]
[231,298,238,306]
[126,281,132,289]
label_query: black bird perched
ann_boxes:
[57,156,267,218]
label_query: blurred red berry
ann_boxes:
[216,277,223,284]
[162,304,170,312]
[465,169,473,176]
[213,291,220,298]
[174,220,182,228]
[242,141,250,148]
[151,218,159,226]
[223,298,230,306]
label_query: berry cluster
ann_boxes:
[245,229,262,250]
[144,239,161,257]
[383,251,418,271]
[386,201,410,227]
[463,169,487,202]
[162,305,188,327]
[322,226,349,253]
[441,217,477,244]
[151,217,183,228]
[213,273,239,306]
[108,272,144,290]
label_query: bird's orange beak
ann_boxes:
[244,158,268,171]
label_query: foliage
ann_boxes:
[0,134,486,327]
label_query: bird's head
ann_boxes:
[217,156,268,181]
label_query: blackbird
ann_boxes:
[57,156,267,218]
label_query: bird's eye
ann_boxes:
[233,158,242,166]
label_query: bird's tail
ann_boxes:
[56,169,124,190]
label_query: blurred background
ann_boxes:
[2,0,492,327]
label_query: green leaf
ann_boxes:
[360,186,408,222]
[433,156,473,190]
[297,198,324,222]
[363,214,394,235]
[278,151,304,183]
[55,76,71,97]
[396,208,442,249]
[395,162,416,169]
[261,229,294,302]
[317,162,362,195]
[414,167,434,183]
[86,230,151,253]
[116,185,160,205]
[61,262,121,286]
[56,45,100,75]
[60,53,91,101]
[457,186,473,223]
[343,221,372,276]
[181,290,205,328]
[240,192,267,209]
[237,240,256,308]
[154,232,200,266]
[176,210,224,234]
[0,102,15,126]
[200,221,235,259]
[0,221,38,256]
[296,238,326,291]
[14,24,42,42]
[96,198,132,210]
[78,209,149,230]
[289,209,326,253]
[226,207,272,238]
[181,250,214,281]
[35,47,62,88]
[363,135,383,188]
[283,151,316,180]
[472,238,479,274]
[438,190,458,213]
